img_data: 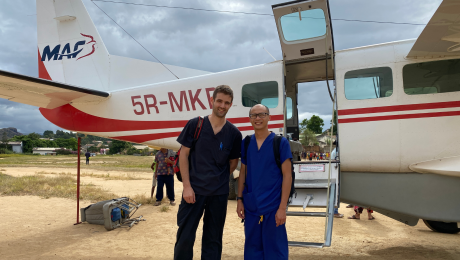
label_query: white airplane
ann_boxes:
[1,0,459,243]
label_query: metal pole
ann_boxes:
[74,136,82,225]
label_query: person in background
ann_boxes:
[150,158,157,199]
[154,148,176,206]
[85,151,90,165]
[349,206,375,220]
[309,152,313,161]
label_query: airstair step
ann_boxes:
[288,241,324,248]
[294,179,335,189]
[286,211,326,217]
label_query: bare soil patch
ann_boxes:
[0,160,459,259]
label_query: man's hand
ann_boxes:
[165,158,174,164]
[236,200,245,219]
[183,185,196,204]
[275,208,286,227]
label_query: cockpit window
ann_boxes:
[242,81,279,108]
[280,9,326,42]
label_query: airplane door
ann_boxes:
[272,0,335,66]
[273,0,335,141]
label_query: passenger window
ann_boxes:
[242,81,279,108]
[403,59,460,95]
[344,67,393,100]
[286,97,293,119]
[280,9,326,42]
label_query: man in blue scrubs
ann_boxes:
[236,104,292,260]
[174,85,242,260]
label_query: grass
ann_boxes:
[0,172,156,205]
[0,154,155,172]
[0,172,117,202]
[35,171,149,180]
[160,205,170,212]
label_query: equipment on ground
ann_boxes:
[80,197,145,231]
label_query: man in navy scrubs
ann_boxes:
[236,104,292,260]
[174,85,242,260]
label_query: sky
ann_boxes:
[0,0,442,134]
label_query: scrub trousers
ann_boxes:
[244,210,289,260]
[174,193,228,260]
[156,175,175,202]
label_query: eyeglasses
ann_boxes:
[249,113,269,119]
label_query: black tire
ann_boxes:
[423,219,460,234]
[228,173,237,200]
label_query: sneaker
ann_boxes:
[170,201,176,206]
[154,201,161,206]
[334,213,344,218]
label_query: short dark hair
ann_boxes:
[249,104,270,116]
[213,85,233,102]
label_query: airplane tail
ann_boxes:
[37,0,110,92]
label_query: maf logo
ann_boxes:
[41,33,96,61]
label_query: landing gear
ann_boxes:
[423,219,460,234]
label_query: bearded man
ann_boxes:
[174,85,242,260]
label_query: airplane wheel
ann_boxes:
[423,219,460,234]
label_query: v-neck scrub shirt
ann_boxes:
[177,116,242,196]
[241,133,292,216]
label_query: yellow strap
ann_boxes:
[258,215,263,224]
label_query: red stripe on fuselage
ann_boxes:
[111,124,285,143]
[338,110,460,124]
[339,100,460,116]
[39,104,284,132]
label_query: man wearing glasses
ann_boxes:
[236,104,292,260]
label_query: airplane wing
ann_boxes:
[407,0,460,59]
[0,69,109,109]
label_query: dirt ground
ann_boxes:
[1,166,460,260]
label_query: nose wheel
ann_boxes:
[423,220,459,234]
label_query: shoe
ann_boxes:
[170,201,176,206]
[334,213,344,218]
[346,204,353,208]
[154,201,161,206]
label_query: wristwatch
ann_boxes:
[236,197,244,201]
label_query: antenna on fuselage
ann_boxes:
[263,47,277,61]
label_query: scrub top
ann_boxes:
[241,133,292,216]
[177,116,242,196]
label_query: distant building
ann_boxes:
[32,147,60,155]
[8,141,23,153]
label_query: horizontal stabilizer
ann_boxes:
[407,0,460,58]
[0,69,109,109]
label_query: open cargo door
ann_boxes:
[272,0,335,140]
[272,0,335,81]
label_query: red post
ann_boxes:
[74,136,82,225]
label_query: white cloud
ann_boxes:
[0,0,442,133]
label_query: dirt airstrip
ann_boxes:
[1,166,460,260]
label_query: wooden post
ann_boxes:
[74,136,82,225]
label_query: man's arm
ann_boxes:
[236,163,246,219]
[275,159,292,227]
[229,159,238,174]
[179,146,195,204]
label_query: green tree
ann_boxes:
[306,115,324,134]
[108,140,131,154]
[330,109,338,135]
[299,118,308,132]
[43,130,54,138]
[300,128,318,147]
